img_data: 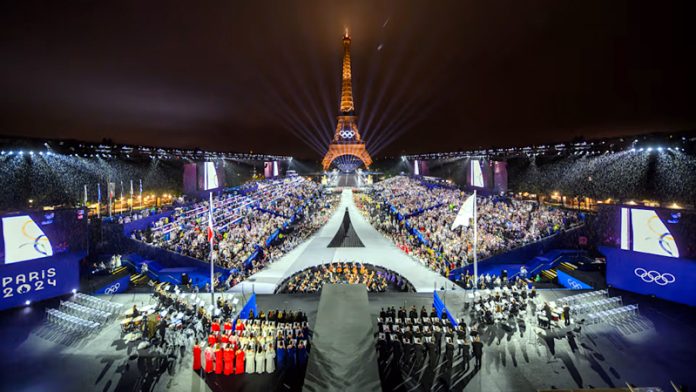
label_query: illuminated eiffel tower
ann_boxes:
[322,32,372,171]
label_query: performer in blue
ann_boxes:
[287,342,297,369]
[276,339,286,371]
[297,341,309,369]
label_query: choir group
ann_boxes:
[191,311,311,377]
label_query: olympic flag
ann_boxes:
[451,191,479,288]
[451,193,476,230]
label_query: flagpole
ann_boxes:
[107,179,111,217]
[473,190,478,290]
[97,183,101,218]
[209,192,215,306]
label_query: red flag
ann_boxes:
[207,193,214,243]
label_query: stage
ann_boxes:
[1,289,694,391]
[230,189,458,294]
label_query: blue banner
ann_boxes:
[556,270,592,290]
[236,293,257,323]
[602,246,696,307]
[93,273,131,295]
[265,229,281,247]
[433,291,458,327]
[0,251,83,311]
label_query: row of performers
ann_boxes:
[193,339,309,375]
[209,319,310,338]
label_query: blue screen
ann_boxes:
[0,209,87,310]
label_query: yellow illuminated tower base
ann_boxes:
[322,33,372,171]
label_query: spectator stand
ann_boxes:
[118,177,327,288]
[367,176,586,281]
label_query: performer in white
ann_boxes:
[265,344,276,373]
[255,347,265,374]
[245,346,255,373]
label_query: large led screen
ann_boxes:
[470,160,484,188]
[0,209,88,266]
[203,162,219,190]
[0,209,87,310]
[597,205,695,259]
[621,207,679,258]
[2,215,54,263]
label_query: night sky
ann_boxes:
[1,0,695,159]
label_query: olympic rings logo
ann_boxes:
[339,130,355,139]
[104,283,121,294]
[568,280,582,290]
[634,268,675,286]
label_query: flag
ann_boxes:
[97,183,102,203]
[451,194,476,230]
[207,192,215,243]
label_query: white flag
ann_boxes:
[451,194,476,230]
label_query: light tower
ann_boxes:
[322,32,372,171]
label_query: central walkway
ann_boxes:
[231,188,459,294]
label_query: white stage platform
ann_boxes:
[230,189,459,294]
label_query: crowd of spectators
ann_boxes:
[131,178,339,288]
[358,176,582,277]
[280,262,412,294]
[220,193,340,289]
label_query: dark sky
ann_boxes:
[1,0,695,159]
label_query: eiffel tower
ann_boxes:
[322,32,372,171]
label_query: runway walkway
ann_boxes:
[303,284,381,392]
[230,189,459,294]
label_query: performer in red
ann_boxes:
[214,344,223,374]
[223,346,234,376]
[204,345,214,373]
[223,319,232,334]
[235,347,245,374]
[207,333,216,347]
[221,334,229,344]
[212,319,221,333]
[235,319,245,332]
[192,341,202,371]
